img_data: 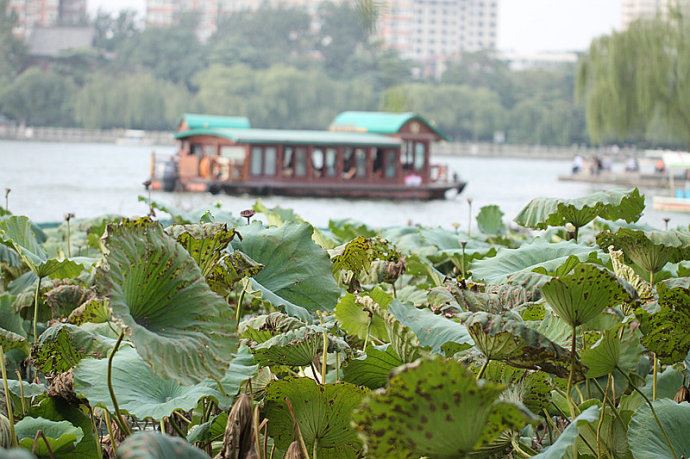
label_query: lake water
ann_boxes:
[1,140,688,229]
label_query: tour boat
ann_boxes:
[148,112,466,200]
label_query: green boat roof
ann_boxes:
[330,111,447,140]
[175,127,402,147]
[180,113,251,130]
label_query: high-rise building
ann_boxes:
[376,0,498,75]
[621,0,689,27]
[8,0,86,37]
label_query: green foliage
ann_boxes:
[533,406,600,458]
[0,68,75,126]
[581,327,645,378]
[117,432,210,459]
[628,400,690,459]
[476,205,506,235]
[14,417,83,458]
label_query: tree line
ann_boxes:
[0,0,684,148]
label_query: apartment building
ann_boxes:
[621,0,689,27]
[7,0,86,37]
[377,0,498,76]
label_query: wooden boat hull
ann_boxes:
[653,196,690,213]
[152,178,466,200]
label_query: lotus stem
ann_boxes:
[653,353,658,401]
[596,374,612,458]
[590,377,625,426]
[313,438,318,459]
[107,331,131,437]
[310,362,321,385]
[235,286,247,323]
[168,415,186,438]
[567,324,578,418]
[460,242,467,280]
[103,409,117,456]
[253,405,262,459]
[321,332,328,384]
[0,345,18,447]
[15,370,26,416]
[285,397,310,459]
[511,437,535,458]
[467,198,473,239]
[335,352,340,383]
[32,276,43,344]
[618,366,678,459]
[573,225,579,243]
[32,430,56,459]
[477,358,490,380]
[66,219,72,258]
[650,270,655,285]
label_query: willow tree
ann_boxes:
[577,10,690,147]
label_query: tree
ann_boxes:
[317,1,371,76]
[0,0,26,86]
[0,68,75,126]
[93,9,140,52]
[442,51,514,106]
[577,10,690,147]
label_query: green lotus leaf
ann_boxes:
[212,344,259,410]
[96,218,236,385]
[476,204,506,235]
[353,358,535,458]
[597,227,690,275]
[32,323,118,374]
[232,223,341,319]
[239,312,306,344]
[471,239,601,284]
[581,327,645,378]
[6,379,47,398]
[252,326,348,367]
[334,290,390,342]
[263,378,367,459]
[343,344,403,389]
[253,200,337,249]
[206,250,263,297]
[628,400,690,459]
[66,298,110,325]
[186,411,227,445]
[14,417,83,458]
[459,311,578,378]
[0,328,28,354]
[138,195,238,226]
[117,431,210,459]
[327,218,376,242]
[514,188,644,230]
[27,397,99,459]
[541,263,630,327]
[388,300,473,354]
[532,405,599,458]
[44,285,94,318]
[73,346,217,420]
[620,366,685,412]
[480,362,552,414]
[0,216,85,279]
[609,246,654,300]
[0,449,35,459]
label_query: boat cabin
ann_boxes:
[150,112,465,200]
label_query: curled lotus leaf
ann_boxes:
[514,188,644,230]
[459,311,580,378]
[14,417,83,458]
[206,250,263,297]
[334,291,390,342]
[0,327,28,354]
[533,405,600,458]
[352,358,536,459]
[239,312,306,344]
[541,263,630,327]
[597,227,690,275]
[263,378,367,459]
[117,431,210,459]
[251,326,349,367]
[609,246,653,300]
[343,344,403,389]
[327,218,376,242]
[32,323,118,374]
[476,204,506,235]
[44,285,94,318]
[96,218,236,385]
[627,400,690,459]
[66,297,110,325]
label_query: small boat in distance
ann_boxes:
[148,112,466,200]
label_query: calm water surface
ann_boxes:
[1,140,688,229]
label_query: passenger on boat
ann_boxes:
[655,159,666,174]
[571,155,584,174]
[625,157,639,172]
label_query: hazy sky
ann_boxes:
[88,0,622,53]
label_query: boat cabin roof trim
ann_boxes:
[175,127,402,147]
[329,111,448,141]
[179,114,252,131]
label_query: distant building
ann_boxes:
[376,0,498,77]
[7,0,86,37]
[500,50,579,71]
[621,0,690,28]
[27,25,94,59]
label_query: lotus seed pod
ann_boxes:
[0,413,12,448]
[283,441,304,459]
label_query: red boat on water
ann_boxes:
[149,111,466,200]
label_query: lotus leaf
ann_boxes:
[597,227,690,276]
[0,216,84,279]
[0,328,28,354]
[117,431,210,459]
[44,285,94,318]
[206,250,263,297]
[211,344,259,410]
[32,323,118,373]
[343,344,403,389]
[14,417,83,458]
[253,199,337,249]
[609,246,654,300]
[581,327,644,378]
[353,358,534,458]
[232,223,341,319]
[334,290,390,342]
[28,397,99,459]
[263,378,366,459]
[138,196,237,227]
[388,300,473,354]
[66,298,109,325]
[327,219,376,242]
[541,263,629,327]
[532,405,599,458]
[239,312,306,343]
[514,188,644,230]
[252,326,348,367]
[628,400,690,459]
[476,204,506,235]
[459,311,578,378]
[471,239,601,283]
[97,218,236,384]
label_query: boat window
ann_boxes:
[414,142,426,171]
[373,149,384,178]
[401,141,414,170]
[384,150,397,178]
[343,148,355,179]
[355,148,367,178]
[295,147,307,177]
[220,146,245,161]
[265,147,277,176]
[283,147,294,177]
[250,147,262,176]
[325,148,337,177]
[312,148,324,178]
